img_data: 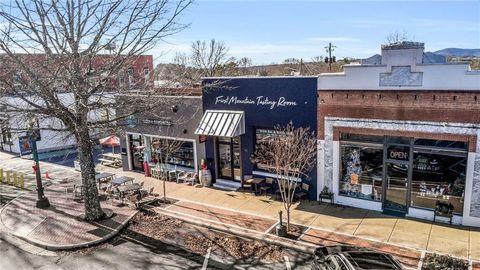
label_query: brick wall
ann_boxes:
[318,90,480,140]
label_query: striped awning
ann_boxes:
[195,110,245,137]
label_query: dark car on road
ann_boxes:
[311,245,405,270]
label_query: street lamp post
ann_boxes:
[28,117,50,208]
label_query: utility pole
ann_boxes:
[299,58,303,75]
[324,43,337,72]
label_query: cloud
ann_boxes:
[308,37,361,43]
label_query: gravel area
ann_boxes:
[127,211,287,263]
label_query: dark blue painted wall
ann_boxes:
[202,77,318,199]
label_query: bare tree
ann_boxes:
[191,39,229,77]
[384,31,415,46]
[158,39,230,88]
[151,137,184,201]
[251,122,316,231]
[0,0,192,221]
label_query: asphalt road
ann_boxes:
[0,236,207,270]
[0,233,312,270]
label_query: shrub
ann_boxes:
[422,253,469,270]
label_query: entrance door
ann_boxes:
[217,137,241,181]
[383,141,413,214]
[384,162,409,213]
[129,134,144,171]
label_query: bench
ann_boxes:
[98,158,120,167]
[319,192,334,205]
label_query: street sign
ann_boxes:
[19,136,32,155]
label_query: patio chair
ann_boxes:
[126,194,139,209]
[150,167,161,179]
[148,187,160,197]
[177,171,191,184]
[140,187,148,197]
[184,173,197,185]
[166,165,177,182]
[65,186,77,199]
[294,183,310,201]
[259,177,274,196]
[242,175,254,193]
[109,187,123,205]
[72,185,83,200]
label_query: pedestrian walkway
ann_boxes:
[0,151,136,250]
[98,166,479,262]
[0,182,136,250]
[0,183,136,250]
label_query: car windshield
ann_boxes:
[344,252,401,269]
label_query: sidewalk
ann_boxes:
[98,165,480,262]
[0,183,136,250]
[1,151,479,261]
[0,152,136,250]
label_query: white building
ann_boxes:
[317,42,480,226]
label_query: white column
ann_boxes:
[317,139,325,199]
[462,152,480,226]
[143,136,151,163]
[332,140,340,202]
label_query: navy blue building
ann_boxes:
[195,77,318,199]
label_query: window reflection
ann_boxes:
[411,151,466,214]
[340,144,383,201]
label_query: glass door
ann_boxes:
[384,162,409,212]
[232,137,241,181]
[129,134,144,171]
[217,137,241,181]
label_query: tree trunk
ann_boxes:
[163,178,166,201]
[286,206,291,231]
[76,128,104,221]
[163,153,168,201]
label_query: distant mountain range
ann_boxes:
[434,48,480,57]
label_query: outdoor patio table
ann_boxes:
[246,177,265,195]
[112,176,134,186]
[116,183,141,194]
[95,172,115,189]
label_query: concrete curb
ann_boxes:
[153,207,317,255]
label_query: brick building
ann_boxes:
[317,42,480,226]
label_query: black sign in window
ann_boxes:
[387,145,410,161]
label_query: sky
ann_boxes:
[152,0,480,65]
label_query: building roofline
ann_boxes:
[201,75,318,80]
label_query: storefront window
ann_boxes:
[339,133,469,214]
[254,128,283,171]
[150,138,194,168]
[411,150,466,214]
[340,144,383,201]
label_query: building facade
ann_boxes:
[197,77,319,198]
[117,91,205,174]
[0,54,155,156]
[317,42,480,226]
